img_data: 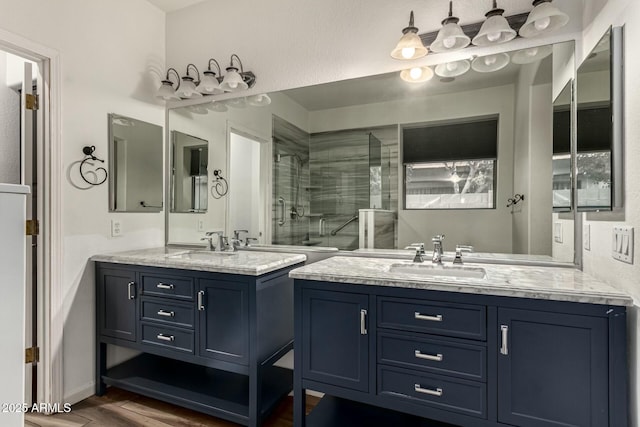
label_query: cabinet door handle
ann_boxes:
[500,325,509,355]
[197,291,205,311]
[360,309,367,335]
[414,312,443,322]
[414,350,443,362]
[157,309,175,317]
[414,384,443,397]
[156,334,175,342]
[156,282,174,290]
[127,282,135,300]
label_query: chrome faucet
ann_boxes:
[231,230,249,251]
[453,245,474,264]
[431,234,445,264]
[201,231,225,251]
[245,237,259,247]
[413,243,426,263]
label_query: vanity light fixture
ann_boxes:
[247,93,272,107]
[226,97,248,109]
[471,52,510,73]
[400,66,434,83]
[391,11,428,60]
[206,100,228,112]
[156,68,181,101]
[430,1,471,53]
[176,64,203,98]
[197,59,224,94]
[511,45,552,64]
[220,54,255,92]
[519,0,569,38]
[472,0,516,46]
[435,59,471,78]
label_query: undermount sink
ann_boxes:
[167,251,238,260]
[388,263,487,279]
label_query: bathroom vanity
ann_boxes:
[92,247,306,427]
[290,257,632,427]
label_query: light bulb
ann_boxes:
[410,67,423,80]
[526,47,539,57]
[487,32,502,42]
[446,62,458,72]
[484,56,497,66]
[534,16,551,31]
[402,47,416,59]
[229,81,238,89]
[443,37,456,49]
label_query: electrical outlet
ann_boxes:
[612,226,633,264]
[197,219,205,232]
[554,222,563,243]
[583,224,590,251]
[111,219,122,237]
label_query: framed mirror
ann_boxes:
[108,114,163,212]
[576,26,624,211]
[170,131,208,213]
[165,40,576,264]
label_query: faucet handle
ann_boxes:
[432,234,445,242]
[233,229,249,240]
[245,237,259,247]
[200,236,215,250]
[205,230,224,237]
[456,244,474,253]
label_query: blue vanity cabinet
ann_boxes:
[96,261,302,427]
[497,308,609,427]
[300,289,369,392]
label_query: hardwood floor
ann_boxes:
[25,387,319,427]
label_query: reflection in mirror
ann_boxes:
[108,114,163,212]
[576,27,624,211]
[171,131,208,213]
[166,41,575,263]
[552,81,572,212]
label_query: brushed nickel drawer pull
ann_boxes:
[198,290,205,311]
[415,312,443,322]
[156,282,174,290]
[414,384,443,397]
[414,350,443,362]
[127,282,135,300]
[156,334,175,342]
[360,309,368,335]
[500,325,509,355]
[157,309,175,317]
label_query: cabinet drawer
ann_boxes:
[378,366,486,419]
[378,332,486,382]
[141,274,194,300]
[141,299,194,329]
[378,297,486,340]
[141,323,194,354]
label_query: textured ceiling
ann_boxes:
[145,0,206,13]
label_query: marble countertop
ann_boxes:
[91,247,307,276]
[289,256,633,306]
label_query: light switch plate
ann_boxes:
[111,219,122,237]
[554,222,563,243]
[612,226,633,264]
[197,219,205,232]
[583,224,590,251]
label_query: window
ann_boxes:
[402,117,498,210]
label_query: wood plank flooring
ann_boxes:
[25,387,319,427]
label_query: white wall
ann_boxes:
[580,0,640,425]
[0,51,20,184]
[0,0,166,404]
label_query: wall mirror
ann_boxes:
[108,113,163,212]
[576,26,624,211]
[166,40,576,263]
[171,130,209,213]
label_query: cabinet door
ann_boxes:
[198,279,249,365]
[497,308,608,427]
[301,289,369,392]
[97,267,137,342]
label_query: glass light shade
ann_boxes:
[400,66,434,83]
[247,94,272,107]
[391,31,428,60]
[156,80,180,100]
[220,67,248,92]
[511,45,553,64]
[519,1,569,38]
[175,77,202,98]
[206,101,228,112]
[187,104,209,115]
[226,97,247,108]
[471,53,510,73]
[430,22,471,52]
[435,59,471,78]
[197,71,222,94]
[472,14,516,46]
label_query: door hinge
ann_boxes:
[26,219,40,236]
[25,93,39,110]
[25,347,39,364]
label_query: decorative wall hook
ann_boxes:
[506,193,525,207]
[211,169,229,199]
[79,146,108,186]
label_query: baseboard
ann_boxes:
[64,382,94,405]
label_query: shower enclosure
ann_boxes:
[272,117,395,250]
